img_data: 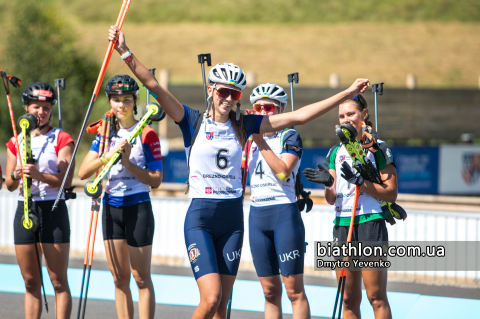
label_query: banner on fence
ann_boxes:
[439,145,480,194]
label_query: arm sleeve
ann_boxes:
[176,105,201,148]
[6,138,17,156]
[375,142,396,171]
[54,131,74,155]
[89,134,101,153]
[281,130,303,158]
[141,127,163,171]
[243,114,264,137]
[324,144,340,170]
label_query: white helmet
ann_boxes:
[250,83,288,110]
[208,62,247,90]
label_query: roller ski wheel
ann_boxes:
[18,113,39,134]
[84,181,102,198]
[22,213,39,232]
[145,103,166,122]
[381,203,396,225]
[388,202,407,221]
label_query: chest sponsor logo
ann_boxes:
[336,191,363,199]
[203,174,235,179]
[339,155,347,163]
[251,182,277,188]
[205,187,212,194]
[211,187,236,195]
[336,205,361,213]
[252,195,276,202]
[206,132,214,140]
[462,153,480,185]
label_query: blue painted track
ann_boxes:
[1,264,478,319]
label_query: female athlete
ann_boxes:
[108,25,369,319]
[6,82,74,319]
[304,94,395,319]
[78,75,163,319]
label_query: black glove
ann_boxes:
[303,163,334,188]
[340,161,364,186]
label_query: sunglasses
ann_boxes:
[253,103,279,113]
[214,87,242,100]
[351,95,366,109]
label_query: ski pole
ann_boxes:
[332,185,360,319]
[54,78,66,129]
[371,82,384,139]
[77,115,108,319]
[287,72,299,129]
[53,0,133,211]
[197,53,212,112]
[1,71,24,167]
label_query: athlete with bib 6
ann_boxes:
[78,75,163,319]
[247,83,310,318]
[6,82,75,319]
[108,25,369,319]
[304,94,395,319]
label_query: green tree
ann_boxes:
[0,0,103,148]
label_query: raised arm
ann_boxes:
[109,27,185,123]
[259,79,370,134]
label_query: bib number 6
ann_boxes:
[216,149,229,170]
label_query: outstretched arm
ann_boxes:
[109,27,185,123]
[259,79,370,134]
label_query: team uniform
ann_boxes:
[89,122,162,247]
[178,105,263,279]
[247,129,305,277]
[324,140,395,245]
[6,127,73,244]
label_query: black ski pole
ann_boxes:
[198,53,212,112]
[372,82,384,139]
[54,78,66,129]
[287,72,299,129]
[226,290,233,319]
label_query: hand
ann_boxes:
[23,164,43,182]
[104,139,127,161]
[12,165,22,180]
[340,161,364,187]
[108,26,128,55]
[303,163,334,188]
[120,141,132,169]
[346,79,370,98]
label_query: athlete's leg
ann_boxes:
[15,244,43,319]
[283,274,310,319]
[129,245,155,319]
[215,274,237,319]
[42,243,72,319]
[105,239,133,319]
[335,268,362,319]
[362,270,391,319]
[193,273,222,319]
[258,275,283,319]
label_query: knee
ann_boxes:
[50,278,69,293]
[113,273,131,289]
[286,287,305,304]
[263,285,282,304]
[201,294,221,315]
[23,277,41,293]
[367,293,388,309]
[342,292,361,311]
[134,275,152,290]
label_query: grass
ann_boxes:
[75,22,480,88]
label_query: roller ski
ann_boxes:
[17,113,49,312]
[335,123,407,225]
[84,103,165,198]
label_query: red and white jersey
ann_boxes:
[6,127,74,201]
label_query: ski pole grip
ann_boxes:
[198,53,212,67]
[288,72,299,84]
[55,78,66,90]
[149,68,156,76]
[372,82,384,95]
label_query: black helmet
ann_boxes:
[22,82,57,105]
[105,74,139,99]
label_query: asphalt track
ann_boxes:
[1,254,479,319]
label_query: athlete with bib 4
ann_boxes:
[108,25,369,319]
[5,82,75,319]
[303,94,395,319]
[247,83,310,318]
[78,75,163,319]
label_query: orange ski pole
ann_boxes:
[53,0,132,210]
[1,71,23,167]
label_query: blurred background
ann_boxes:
[0,2,479,315]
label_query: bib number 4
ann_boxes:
[216,149,229,170]
[255,160,265,179]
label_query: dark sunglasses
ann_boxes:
[214,87,242,100]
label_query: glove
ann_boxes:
[303,163,334,188]
[340,161,364,186]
